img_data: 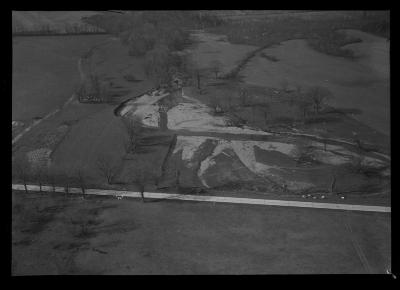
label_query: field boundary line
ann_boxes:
[344,213,373,273]
[12,94,75,145]
[12,184,391,213]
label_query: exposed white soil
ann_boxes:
[174,135,297,188]
[181,88,201,104]
[140,104,160,127]
[173,136,209,167]
[122,88,271,134]
[120,89,169,127]
[167,102,271,135]
[174,134,387,189]
[198,140,232,188]
[230,141,273,176]
[252,141,297,156]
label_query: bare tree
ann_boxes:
[195,69,202,91]
[210,60,222,79]
[260,104,270,125]
[175,169,181,191]
[289,84,303,107]
[12,155,31,193]
[298,93,313,121]
[326,166,343,193]
[330,174,337,193]
[131,169,156,202]
[251,105,258,123]
[221,94,233,113]
[46,165,60,193]
[121,117,142,154]
[97,154,119,184]
[76,167,87,195]
[307,86,332,114]
[239,87,249,107]
[144,43,175,87]
[32,163,47,192]
[60,168,74,194]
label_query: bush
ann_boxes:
[76,75,109,103]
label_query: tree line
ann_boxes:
[12,23,105,36]
[208,11,389,59]
[12,151,158,203]
[82,11,226,88]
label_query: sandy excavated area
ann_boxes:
[174,135,298,187]
[120,90,170,127]
[167,102,272,135]
[123,91,272,135]
[173,135,387,189]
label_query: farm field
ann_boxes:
[240,30,390,136]
[12,11,101,33]
[12,32,155,185]
[188,31,257,75]
[12,190,391,275]
[12,34,108,123]
[11,10,391,276]
[112,27,389,199]
[12,20,391,200]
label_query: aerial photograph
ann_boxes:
[12,10,391,275]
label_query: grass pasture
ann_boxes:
[12,190,391,274]
[240,35,389,136]
[12,33,157,187]
[12,34,109,122]
[188,31,257,76]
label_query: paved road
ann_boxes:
[12,184,391,213]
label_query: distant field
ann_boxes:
[12,11,101,33]
[12,34,108,122]
[213,10,356,22]
[240,30,390,136]
[188,32,257,75]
